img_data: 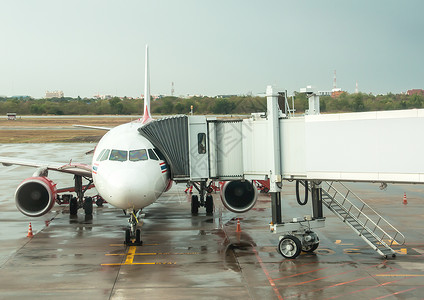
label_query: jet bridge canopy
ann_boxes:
[138,115,211,181]
[139,86,424,186]
[138,115,246,182]
[138,115,190,179]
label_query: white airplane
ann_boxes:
[0,45,258,245]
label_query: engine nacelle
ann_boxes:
[220,180,257,213]
[15,177,57,217]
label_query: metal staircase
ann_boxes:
[302,181,405,257]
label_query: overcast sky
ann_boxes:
[0,0,423,98]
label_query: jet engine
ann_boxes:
[15,177,57,217]
[220,180,257,213]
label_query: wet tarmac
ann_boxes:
[1,144,424,299]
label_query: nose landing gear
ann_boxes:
[125,210,142,246]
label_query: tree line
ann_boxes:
[0,92,423,116]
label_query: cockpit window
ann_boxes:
[109,149,128,161]
[96,149,106,161]
[129,149,148,161]
[100,149,110,161]
[154,148,166,161]
[148,149,159,161]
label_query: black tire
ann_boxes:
[302,242,319,253]
[95,197,103,207]
[135,229,141,245]
[205,195,214,215]
[83,197,93,215]
[278,235,302,259]
[125,229,131,244]
[70,197,78,215]
[191,195,199,214]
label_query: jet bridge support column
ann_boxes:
[271,192,282,224]
[311,182,323,219]
[266,85,283,224]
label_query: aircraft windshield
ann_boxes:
[148,149,158,160]
[109,150,128,162]
[129,149,148,161]
[96,149,106,161]
[100,149,110,161]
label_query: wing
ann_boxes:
[73,125,111,131]
[0,157,92,177]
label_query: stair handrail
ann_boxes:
[322,181,405,246]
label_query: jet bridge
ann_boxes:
[139,86,424,258]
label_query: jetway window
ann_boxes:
[100,149,110,161]
[148,149,159,161]
[198,133,206,154]
[109,150,127,162]
[129,149,148,161]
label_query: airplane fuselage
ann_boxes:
[92,121,170,210]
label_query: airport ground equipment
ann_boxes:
[138,85,424,258]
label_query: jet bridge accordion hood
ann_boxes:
[138,115,190,179]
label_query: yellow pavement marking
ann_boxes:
[109,243,159,247]
[335,240,354,245]
[124,246,136,264]
[376,274,424,277]
[395,248,407,255]
[102,246,188,266]
[101,262,176,266]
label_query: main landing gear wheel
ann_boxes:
[191,195,199,215]
[278,235,302,259]
[83,197,93,215]
[205,195,214,215]
[69,197,78,215]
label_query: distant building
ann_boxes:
[407,89,424,96]
[331,88,344,98]
[94,94,113,100]
[45,90,64,98]
[318,91,331,96]
[7,113,17,120]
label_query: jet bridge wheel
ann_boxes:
[302,243,319,253]
[278,235,302,259]
[191,195,199,215]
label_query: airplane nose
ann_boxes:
[97,167,164,209]
[109,170,149,202]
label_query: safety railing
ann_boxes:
[322,181,405,247]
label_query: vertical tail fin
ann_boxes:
[141,45,152,124]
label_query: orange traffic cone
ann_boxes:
[236,219,241,232]
[403,193,408,205]
[189,185,193,194]
[27,222,34,237]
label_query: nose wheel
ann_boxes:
[125,210,142,246]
